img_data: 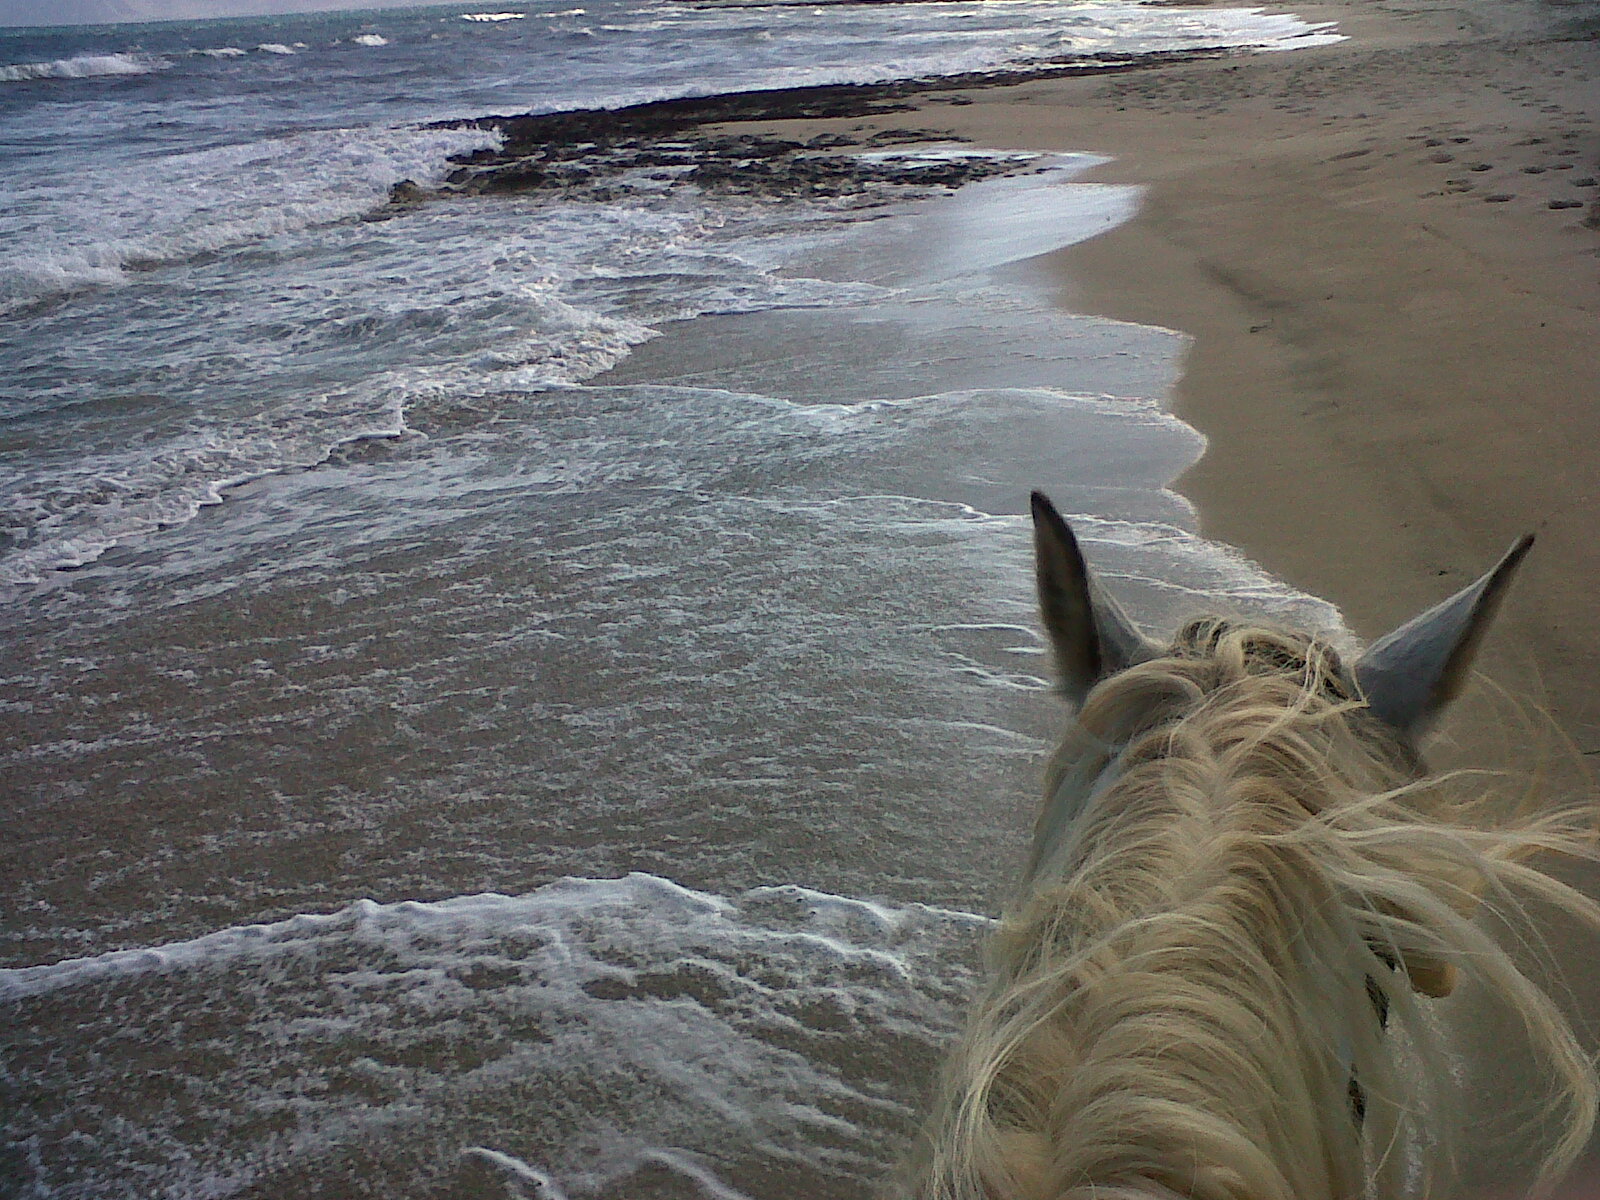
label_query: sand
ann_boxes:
[729,0,1600,764]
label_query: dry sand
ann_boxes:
[737,0,1600,764]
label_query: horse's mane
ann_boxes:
[909,619,1600,1200]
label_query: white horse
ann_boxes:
[908,493,1598,1200]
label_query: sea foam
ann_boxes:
[0,123,501,315]
[0,52,168,82]
[4,874,988,1197]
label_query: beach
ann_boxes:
[4,0,1600,1193]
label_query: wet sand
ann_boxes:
[726,0,1600,759]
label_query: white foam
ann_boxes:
[0,419,407,585]
[0,123,501,315]
[352,34,390,47]
[255,42,296,55]
[852,148,1043,166]
[461,1148,571,1198]
[537,2,1340,117]
[639,1149,760,1200]
[1063,513,1349,642]
[2,169,894,583]
[4,874,989,1195]
[0,52,167,83]
[0,870,986,1003]
[461,11,529,20]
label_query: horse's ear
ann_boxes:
[1354,534,1534,734]
[1031,492,1154,704]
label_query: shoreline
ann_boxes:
[1055,0,1600,753]
[704,0,1600,756]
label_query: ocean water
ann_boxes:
[1,3,1342,1197]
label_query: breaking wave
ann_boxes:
[0,123,500,316]
[0,52,168,83]
[2,873,989,1196]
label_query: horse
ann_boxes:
[906,493,1600,1200]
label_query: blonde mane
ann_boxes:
[909,619,1599,1200]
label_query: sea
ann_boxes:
[0,3,1344,1197]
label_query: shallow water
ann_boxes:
[3,156,1343,1198]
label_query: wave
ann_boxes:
[0,873,989,1000]
[255,42,297,55]
[0,293,657,586]
[1,873,988,1195]
[0,124,499,317]
[352,33,390,47]
[0,52,168,83]
[461,11,528,20]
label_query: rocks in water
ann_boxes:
[419,109,1022,204]
[394,50,1232,209]
[683,139,1015,198]
[361,177,433,220]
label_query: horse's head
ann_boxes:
[908,498,1593,1200]
[1030,490,1533,741]
[1026,492,1536,989]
